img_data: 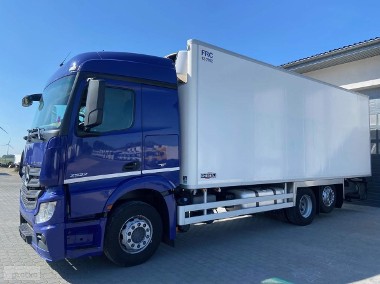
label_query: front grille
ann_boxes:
[20,166,43,210]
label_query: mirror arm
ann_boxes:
[22,93,42,107]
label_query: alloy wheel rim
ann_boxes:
[299,195,312,218]
[119,215,152,254]
[322,186,335,207]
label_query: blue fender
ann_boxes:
[104,174,175,208]
[103,174,177,242]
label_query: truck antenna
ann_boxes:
[59,52,72,67]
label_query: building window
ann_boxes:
[371,143,377,154]
[369,98,380,155]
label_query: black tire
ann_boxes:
[286,188,316,226]
[104,201,162,267]
[319,185,336,213]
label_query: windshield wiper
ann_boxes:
[24,128,45,141]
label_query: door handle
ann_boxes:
[123,161,140,172]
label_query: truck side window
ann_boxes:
[79,87,135,133]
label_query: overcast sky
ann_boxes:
[0,0,379,155]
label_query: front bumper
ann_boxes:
[19,187,106,261]
[19,212,107,261]
[19,215,66,261]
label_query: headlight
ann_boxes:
[35,201,57,224]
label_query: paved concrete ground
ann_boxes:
[1,167,380,284]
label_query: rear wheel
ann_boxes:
[104,201,162,266]
[286,188,316,226]
[319,185,336,213]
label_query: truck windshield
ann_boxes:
[31,75,75,130]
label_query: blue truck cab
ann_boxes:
[20,52,180,266]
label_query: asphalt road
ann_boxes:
[1,167,379,284]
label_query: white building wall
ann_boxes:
[302,55,380,91]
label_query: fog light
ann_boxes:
[35,201,57,224]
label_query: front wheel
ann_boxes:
[319,185,336,213]
[286,188,316,226]
[104,201,162,266]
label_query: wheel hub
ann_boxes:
[299,195,312,218]
[120,216,152,254]
[322,186,335,207]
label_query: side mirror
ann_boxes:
[22,94,42,107]
[84,79,105,128]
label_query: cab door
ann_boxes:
[65,78,141,218]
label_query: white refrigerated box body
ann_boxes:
[177,40,371,190]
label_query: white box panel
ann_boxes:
[178,40,371,189]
